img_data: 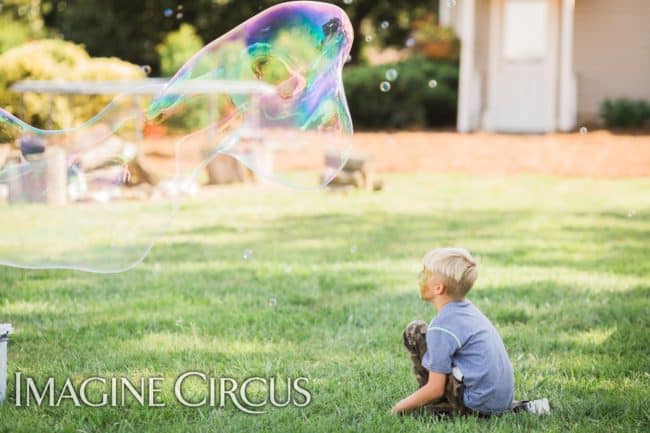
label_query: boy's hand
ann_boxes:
[389,371,446,415]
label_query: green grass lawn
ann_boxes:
[1,173,649,433]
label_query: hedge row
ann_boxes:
[343,57,458,129]
[0,39,144,131]
[600,99,650,129]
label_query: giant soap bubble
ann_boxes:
[0,1,353,272]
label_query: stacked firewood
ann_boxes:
[321,151,383,191]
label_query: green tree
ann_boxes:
[38,0,440,69]
[335,0,439,63]
[186,0,440,64]
[0,0,46,53]
[41,0,179,74]
[156,23,204,77]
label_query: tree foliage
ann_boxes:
[0,0,46,54]
[37,0,440,72]
[156,23,204,77]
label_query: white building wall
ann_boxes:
[574,0,650,125]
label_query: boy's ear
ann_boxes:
[434,282,445,295]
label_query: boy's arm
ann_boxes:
[389,371,446,414]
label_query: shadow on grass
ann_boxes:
[1,203,648,432]
[3,206,646,279]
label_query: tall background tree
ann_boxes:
[0,0,45,53]
[37,0,439,73]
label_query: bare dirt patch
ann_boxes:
[137,129,649,180]
[348,130,650,178]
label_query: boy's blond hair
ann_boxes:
[423,247,478,299]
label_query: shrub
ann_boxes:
[600,98,650,129]
[154,24,207,132]
[156,24,204,78]
[73,56,147,124]
[0,15,33,55]
[343,57,458,129]
[0,39,144,130]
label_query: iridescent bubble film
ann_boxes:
[0,1,354,273]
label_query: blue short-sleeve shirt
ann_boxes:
[421,299,515,413]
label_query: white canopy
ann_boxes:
[0,324,11,338]
[10,79,276,96]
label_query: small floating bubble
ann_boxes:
[385,69,398,81]
[405,37,416,48]
[379,81,391,92]
[268,297,277,307]
[140,64,152,75]
[242,249,253,260]
[380,21,390,30]
[0,1,355,273]
[428,79,438,88]
[579,126,588,135]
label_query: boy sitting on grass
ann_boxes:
[390,247,545,417]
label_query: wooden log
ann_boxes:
[0,145,10,168]
[7,161,42,203]
[325,152,368,173]
[45,147,67,205]
[323,170,364,188]
[0,324,12,404]
[238,161,257,183]
[7,147,66,205]
[72,132,159,186]
[77,136,126,171]
[322,150,382,191]
[203,149,259,185]
[126,154,159,186]
[205,153,243,184]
